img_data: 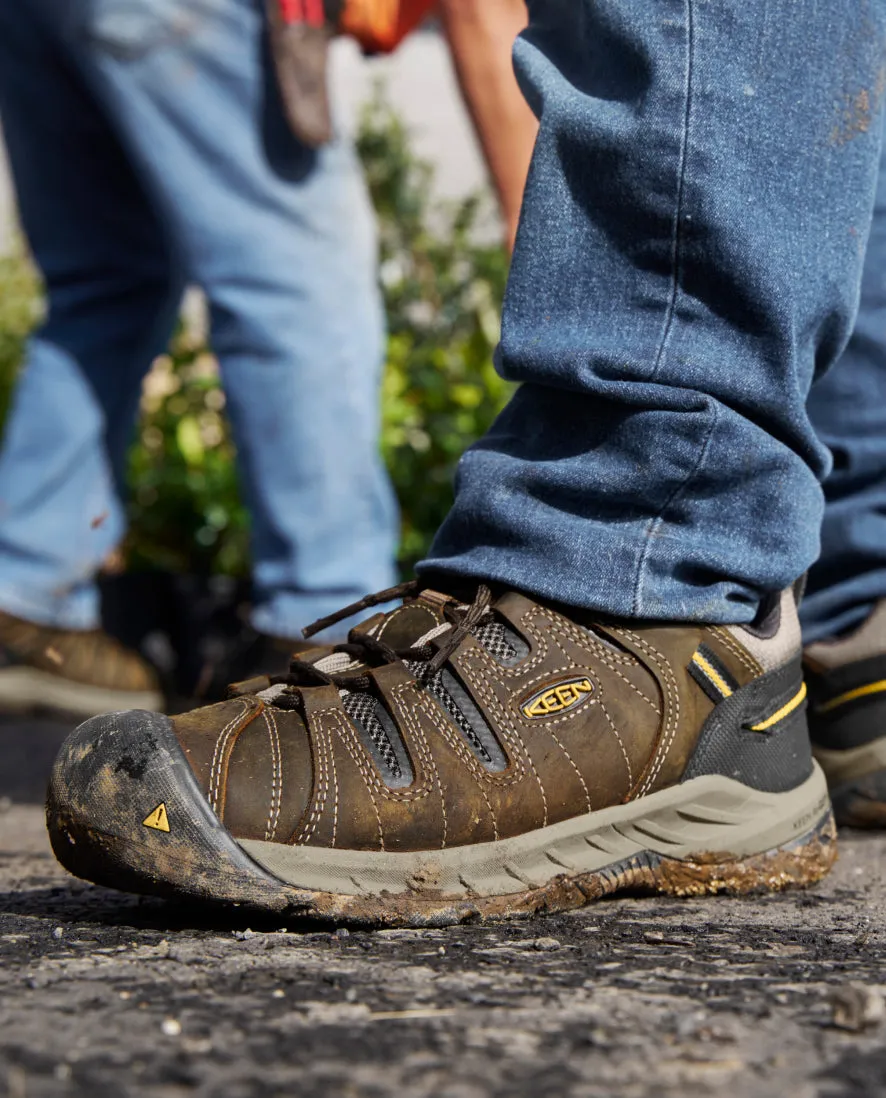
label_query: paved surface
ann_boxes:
[1,720,886,1097]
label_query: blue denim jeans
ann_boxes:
[423,0,886,634]
[0,0,397,636]
[803,112,886,642]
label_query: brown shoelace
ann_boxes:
[271,581,492,694]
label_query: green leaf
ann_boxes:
[175,415,205,467]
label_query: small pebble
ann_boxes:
[533,937,561,952]
[271,989,285,999]
[161,1018,182,1037]
[336,928,350,940]
[52,927,64,940]
[832,984,885,1031]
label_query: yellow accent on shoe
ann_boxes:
[750,683,807,732]
[816,679,886,715]
[691,651,734,699]
[143,803,170,833]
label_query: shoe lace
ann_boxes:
[269,580,493,694]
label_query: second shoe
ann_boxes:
[806,601,886,827]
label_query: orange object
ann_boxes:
[267,0,436,147]
[339,0,439,54]
[277,0,326,24]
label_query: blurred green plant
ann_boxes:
[124,329,251,576]
[361,93,511,567]
[0,248,42,428]
[0,93,510,575]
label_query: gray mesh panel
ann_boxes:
[341,691,413,788]
[407,659,507,772]
[474,620,528,665]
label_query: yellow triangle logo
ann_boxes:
[142,803,170,833]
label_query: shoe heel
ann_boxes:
[645,804,838,898]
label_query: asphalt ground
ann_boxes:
[1,716,886,1098]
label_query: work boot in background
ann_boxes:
[0,608,162,720]
[806,601,886,827]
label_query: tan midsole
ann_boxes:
[814,739,886,787]
[239,764,830,899]
[0,665,163,718]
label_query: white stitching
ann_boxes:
[338,695,434,802]
[596,697,634,789]
[328,725,339,848]
[546,726,592,814]
[376,602,442,644]
[398,686,501,842]
[296,715,330,845]
[455,657,550,826]
[467,605,661,713]
[711,627,762,676]
[326,708,384,849]
[264,709,282,842]
[613,629,680,796]
[208,701,252,812]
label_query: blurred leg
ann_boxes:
[0,1,183,628]
[803,118,886,642]
[69,0,398,636]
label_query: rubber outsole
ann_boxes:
[46,712,838,928]
[0,665,163,720]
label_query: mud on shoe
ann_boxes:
[47,582,835,926]
[0,609,162,719]
[806,601,886,828]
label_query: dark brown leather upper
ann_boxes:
[172,590,766,852]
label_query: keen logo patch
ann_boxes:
[142,803,170,833]
[521,678,594,719]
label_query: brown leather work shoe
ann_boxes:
[46,582,835,926]
[0,609,162,719]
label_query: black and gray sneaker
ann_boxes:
[805,601,886,827]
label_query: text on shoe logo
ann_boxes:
[521,678,594,719]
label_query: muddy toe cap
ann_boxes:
[45,710,287,905]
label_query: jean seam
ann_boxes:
[632,401,719,618]
[649,0,694,385]
[631,0,696,617]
